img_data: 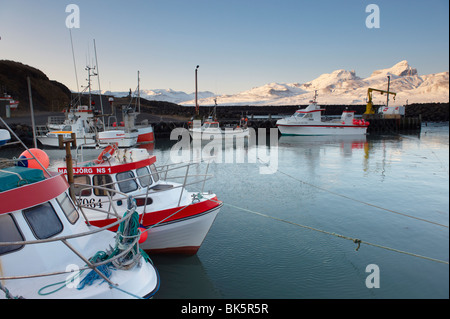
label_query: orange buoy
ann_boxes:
[139,227,148,244]
[17,148,50,170]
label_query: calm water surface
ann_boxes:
[151,123,449,299]
[2,123,448,299]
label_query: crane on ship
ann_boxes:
[365,75,397,115]
[364,88,397,114]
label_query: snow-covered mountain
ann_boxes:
[106,61,448,106]
[183,60,448,106]
[103,88,215,104]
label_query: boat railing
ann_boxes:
[154,160,213,206]
[47,116,66,126]
[0,195,143,289]
[69,159,214,209]
[35,125,49,137]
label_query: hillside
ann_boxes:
[0,60,71,112]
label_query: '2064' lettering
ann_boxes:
[78,198,103,208]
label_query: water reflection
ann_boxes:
[279,135,367,158]
[151,254,221,299]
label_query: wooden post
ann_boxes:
[59,133,77,201]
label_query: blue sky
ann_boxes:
[0,0,448,95]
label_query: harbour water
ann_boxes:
[1,122,448,299]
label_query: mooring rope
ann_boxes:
[276,169,448,228]
[255,153,448,229]
[198,195,448,265]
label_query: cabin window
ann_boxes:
[136,167,152,187]
[150,164,160,182]
[0,214,25,256]
[56,192,79,224]
[116,171,138,193]
[92,175,114,196]
[73,175,91,196]
[23,202,63,239]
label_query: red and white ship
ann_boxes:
[57,143,222,255]
[0,138,160,299]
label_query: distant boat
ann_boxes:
[188,100,249,139]
[37,104,152,148]
[189,116,250,139]
[0,92,19,110]
[276,100,369,136]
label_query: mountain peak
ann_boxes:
[370,60,418,78]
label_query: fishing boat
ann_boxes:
[37,104,155,148]
[56,143,222,255]
[37,68,153,148]
[189,116,250,139]
[276,100,369,136]
[37,105,101,147]
[188,96,249,139]
[0,122,160,299]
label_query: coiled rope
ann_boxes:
[37,200,151,297]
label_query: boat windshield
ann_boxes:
[294,112,312,119]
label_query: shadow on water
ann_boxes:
[150,254,222,299]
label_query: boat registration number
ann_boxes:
[77,198,104,208]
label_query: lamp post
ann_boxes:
[195,65,199,116]
[386,75,390,107]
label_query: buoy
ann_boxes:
[17,148,50,170]
[95,144,117,164]
[138,227,148,244]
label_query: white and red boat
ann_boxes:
[0,133,160,299]
[37,104,154,148]
[0,92,19,110]
[56,143,222,255]
[276,100,369,136]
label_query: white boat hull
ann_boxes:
[277,124,367,136]
[38,132,138,148]
[37,135,97,147]
[140,204,221,254]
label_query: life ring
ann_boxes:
[96,144,117,164]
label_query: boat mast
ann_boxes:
[93,39,105,130]
[69,29,81,106]
[85,64,96,109]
